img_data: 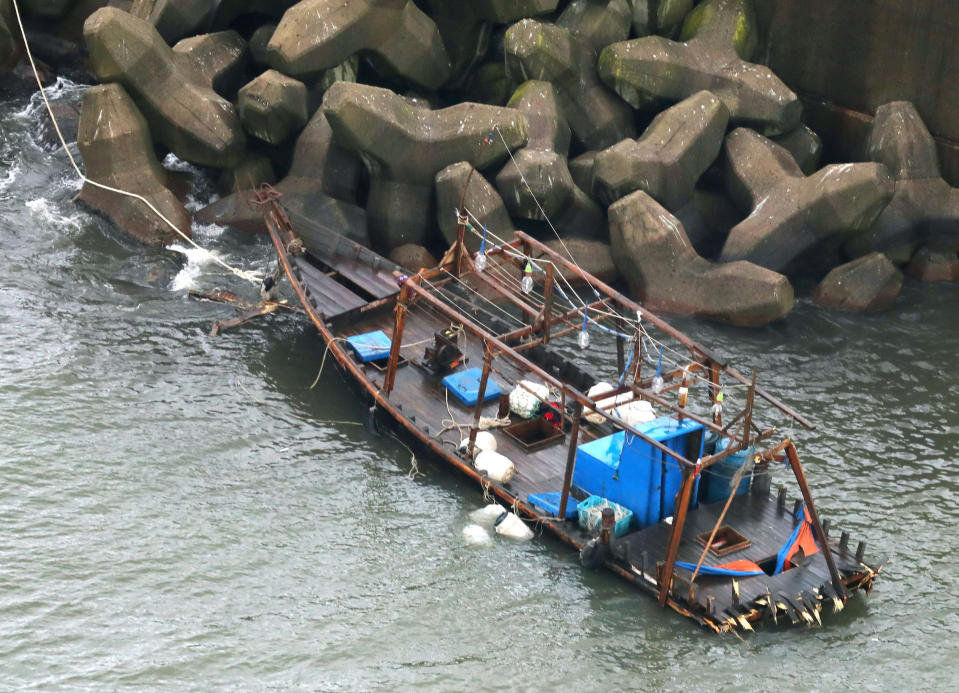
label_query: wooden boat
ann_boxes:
[250,185,883,634]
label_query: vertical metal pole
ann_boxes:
[542,262,555,344]
[520,242,535,324]
[615,315,626,375]
[658,469,695,607]
[784,442,847,599]
[710,362,722,426]
[467,342,494,457]
[383,282,411,396]
[632,325,642,386]
[743,368,757,447]
[558,403,583,519]
[454,209,467,277]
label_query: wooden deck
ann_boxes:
[331,300,879,631]
[258,196,883,634]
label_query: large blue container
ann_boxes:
[572,416,704,527]
[700,437,753,505]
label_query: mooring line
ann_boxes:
[10,0,262,285]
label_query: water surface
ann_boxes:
[1,81,957,691]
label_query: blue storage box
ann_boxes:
[573,416,704,528]
[577,495,633,537]
[442,367,502,406]
[527,492,579,520]
[346,330,392,362]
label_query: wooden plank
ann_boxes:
[326,254,400,300]
[294,257,367,318]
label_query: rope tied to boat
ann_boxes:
[9,0,263,286]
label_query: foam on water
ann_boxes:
[13,76,85,120]
[25,197,84,232]
[167,242,223,291]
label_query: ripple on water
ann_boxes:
[1,83,959,690]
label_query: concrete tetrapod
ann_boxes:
[592,90,729,209]
[845,101,959,267]
[77,84,191,247]
[172,30,248,98]
[720,128,894,275]
[211,1,297,29]
[541,237,620,285]
[322,82,528,251]
[195,107,366,243]
[905,248,959,282]
[21,1,74,20]
[771,125,822,176]
[556,0,634,54]
[0,2,16,69]
[237,70,308,145]
[496,80,604,238]
[435,162,514,251]
[84,7,245,169]
[266,0,451,90]
[505,18,635,150]
[630,0,693,37]
[131,0,218,43]
[599,0,801,136]
[812,252,902,312]
[609,190,793,325]
[420,0,560,88]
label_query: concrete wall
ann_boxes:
[753,0,959,182]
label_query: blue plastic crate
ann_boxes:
[346,330,392,362]
[577,495,633,537]
[442,367,502,406]
[527,492,579,520]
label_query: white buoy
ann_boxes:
[469,503,507,526]
[586,382,657,427]
[494,511,534,540]
[462,523,492,547]
[474,450,516,484]
[612,399,656,427]
[457,430,497,458]
[585,382,614,424]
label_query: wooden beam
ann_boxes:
[383,281,412,395]
[615,315,626,374]
[402,279,696,469]
[516,230,724,364]
[784,442,847,599]
[542,262,555,344]
[467,342,494,457]
[515,230,815,430]
[497,299,608,343]
[558,404,583,520]
[453,209,467,277]
[743,368,757,447]
[658,469,695,606]
[470,266,542,323]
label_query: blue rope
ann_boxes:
[617,342,635,387]
[656,346,664,377]
[479,224,487,253]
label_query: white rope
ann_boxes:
[491,125,602,303]
[10,0,262,285]
[309,333,439,389]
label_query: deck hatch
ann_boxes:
[697,526,750,556]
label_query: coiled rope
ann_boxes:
[10,0,262,285]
